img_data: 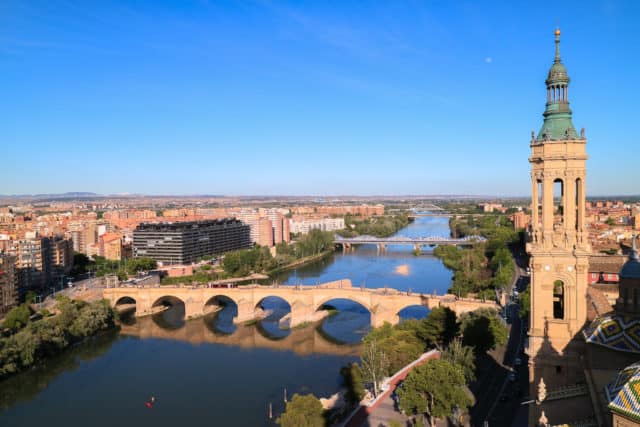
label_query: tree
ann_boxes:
[359,338,390,397]
[2,304,31,331]
[460,309,508,354]
[417,307,458,349]
[341,363,365,405]
[25,291,37,304]
[606,216,616,226]
[397,359,471,427]
[276,393,325,427]
[441,338,476,381]
[519,287,531,319]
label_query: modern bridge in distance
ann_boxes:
[333,235,486,252]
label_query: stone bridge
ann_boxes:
[103,279,500,328]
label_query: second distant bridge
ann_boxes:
[334,235,485,252]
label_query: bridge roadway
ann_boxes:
[103,279,499,328]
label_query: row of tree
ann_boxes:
[276,307,508,427]
[0,297,117,379]
[222,229,334,277]
[336,214,411,238]
[72,253,157,281]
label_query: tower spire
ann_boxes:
[536,28,580,141]
[554,28,561,63]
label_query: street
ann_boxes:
[470,250,530,427]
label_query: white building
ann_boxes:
[289,217,345,234]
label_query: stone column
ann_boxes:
[542,176,554,245]
[532,177,540,237]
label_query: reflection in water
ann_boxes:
[318,299,371,344]
[204,295,238,335]
[395,264,410,276]
[0,318,359,427]
[152,304,186,330]
[120,313,362,357]
[256,296,291,339]
[0,330,119,410]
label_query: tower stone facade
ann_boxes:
[527,29,591,389]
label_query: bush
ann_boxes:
[277,393,325,427]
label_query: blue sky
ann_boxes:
[1,1,639,196]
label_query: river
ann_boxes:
[0,216,452,426]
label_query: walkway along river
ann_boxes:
[0,216,454,426]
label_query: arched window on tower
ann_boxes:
[537,180,543,229]
[575,178,583,231]
[554,179,564,227]
[553,280,564,319]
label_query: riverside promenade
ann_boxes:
[341,349,441,427]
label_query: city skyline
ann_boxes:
[3,1,639,196]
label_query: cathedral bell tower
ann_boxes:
[527,29,590,386]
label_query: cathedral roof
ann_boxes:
[584,314,640,353]
[607,362,640,422]
[621,236,640,280]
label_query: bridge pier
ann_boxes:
[185,297,205,319]
[413,243,421,254]
[370,305,400,328]
[235,299,259,324]
[376,243,386,253]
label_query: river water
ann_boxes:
[0,216,452,427]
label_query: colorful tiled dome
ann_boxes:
[607,362,640,422]
[584,315,640,353]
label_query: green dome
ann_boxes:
[620,236,640,280]
[547,61,570,84]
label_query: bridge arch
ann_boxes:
[315,297,371,344]
[203,295,239,335]
[114,296,137,324]
[152,295,186,309]
[151,295,186,330]
[397,304,431,322]
[314,295,372,314]
[114,296,136,307]
[254,295,292,318]
[204,294,239,313]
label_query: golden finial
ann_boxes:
[555,28,561,36]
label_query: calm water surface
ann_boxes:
[0,216,452,426]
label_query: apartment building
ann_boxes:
[133,219,251,264]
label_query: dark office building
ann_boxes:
[133,219,251,264]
